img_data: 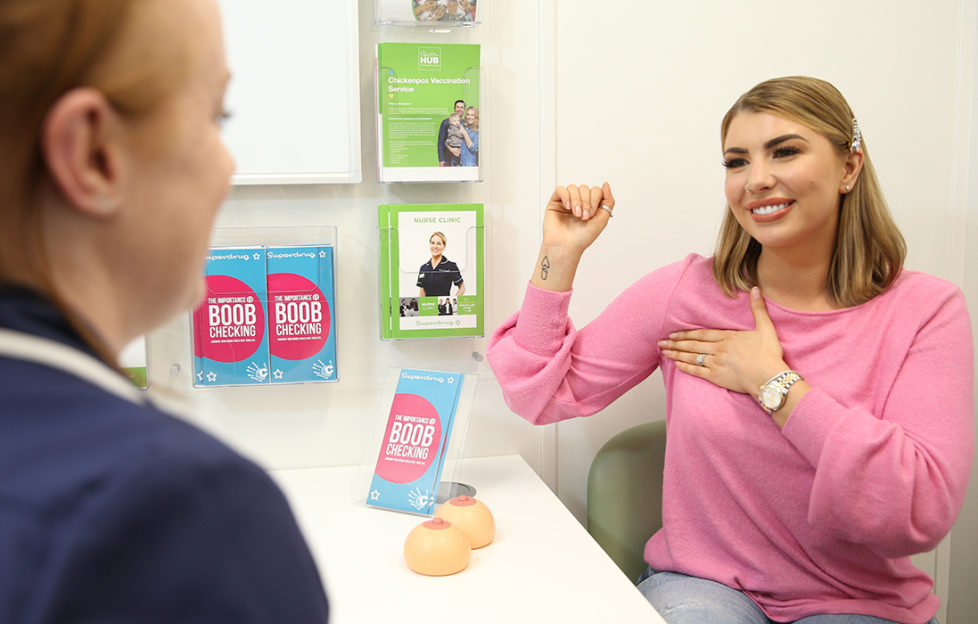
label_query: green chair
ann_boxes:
[586,419,667,583]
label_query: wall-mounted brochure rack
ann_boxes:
[189,226,339,388]
[379,203,484,339]
[356,367,478,516]
[376,42,483,183]
[375,0,480,29]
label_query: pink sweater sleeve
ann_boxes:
[487,260,687,424]
[783,283,974,557]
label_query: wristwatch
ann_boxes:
[757,370,803,414]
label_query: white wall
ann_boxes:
[146,0,978,620]
[147,1,553,475]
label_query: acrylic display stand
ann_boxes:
[189,226,339,388]
[356,368,477,516]
[375,0,480,29]
[379,203,485,340]
[375,42,483,183]
[208,225,339,252]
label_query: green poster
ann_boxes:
[379,203,484,338]
[377,43,481,182]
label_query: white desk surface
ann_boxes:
[271,454,665,623]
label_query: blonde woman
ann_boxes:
[459,106,480,167]
[488,77,972,624]
[418,231,466,298]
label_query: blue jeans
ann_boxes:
[636,568,938,624]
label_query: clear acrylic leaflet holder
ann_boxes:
[375,0,481,29]
[378,204,485,340]
[375,42,483,183]
[355,367,477,516]
[189,226,339,388]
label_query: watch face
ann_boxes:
[760,385,783,410]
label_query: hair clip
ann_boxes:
[850,118,862,153]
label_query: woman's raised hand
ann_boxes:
[530,182,615,292]
[542,182,615,253]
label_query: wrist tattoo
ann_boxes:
[540,255,550,280]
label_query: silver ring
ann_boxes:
[599,204,613,217]
[695,353,707,366]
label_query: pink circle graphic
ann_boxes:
[267,273,330,360]
[192,275,265,362]
[375,393,442,484]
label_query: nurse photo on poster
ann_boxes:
[417,231,466,299]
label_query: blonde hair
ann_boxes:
[430,231,447,245]
[465,106,480,131]
[0,0,190,359]
[713,76,905,308]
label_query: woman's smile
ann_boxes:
[748,198,795,221]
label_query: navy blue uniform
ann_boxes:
[416,257,463,297]
[0,289,329,623]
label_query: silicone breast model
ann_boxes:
[403,517,471,576]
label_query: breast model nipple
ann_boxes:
[434,495,495,549]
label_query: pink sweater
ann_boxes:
[487,254,973,624]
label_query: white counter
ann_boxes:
[271,454,665,623]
